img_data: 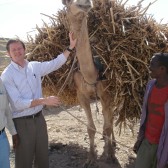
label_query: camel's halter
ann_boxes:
[82,76,100,114]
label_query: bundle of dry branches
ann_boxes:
[26,0,168,124]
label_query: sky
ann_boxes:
[0,0,64,40]
[0,0,167,41]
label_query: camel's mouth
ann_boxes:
[76,4,92,12]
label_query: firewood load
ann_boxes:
[26,0,168,126]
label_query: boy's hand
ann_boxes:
[164,164,168,168]
[133,140,142,154]
[12,134,19,150]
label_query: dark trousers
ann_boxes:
[135,138,158,168]
[13,113,49,168]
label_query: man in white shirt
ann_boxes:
[1,32,76,168]
[0,78,18,168]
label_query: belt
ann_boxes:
[0,127,5,135]
[15,110,42,119]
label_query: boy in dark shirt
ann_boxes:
[134,53,168,168]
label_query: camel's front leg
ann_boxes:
[100,92,115,162]
[77,91,97,163]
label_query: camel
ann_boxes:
[62,0,115,165]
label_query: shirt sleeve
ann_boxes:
[5,103,17,135]
[1,73,32,111]
[37,53,67,77]
[0,79,17,135]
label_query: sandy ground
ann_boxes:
[0,55,10,74]
[7,103,139,168]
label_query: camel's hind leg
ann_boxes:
[76,90,97,163]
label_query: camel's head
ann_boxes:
[62,0,93,33]
[62,0,93,16]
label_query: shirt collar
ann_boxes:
[11,60,29,70]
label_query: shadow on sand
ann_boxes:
[10,141,136,168]
[48,142,135,168]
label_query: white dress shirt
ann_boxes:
[0,78,16,135]
[1,53,67,118]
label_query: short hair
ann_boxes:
[154,53,168,73]
[6,39,25,52]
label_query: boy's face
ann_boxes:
[149,56,162,78]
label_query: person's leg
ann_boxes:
[135,139,158,168]
[14,119,36,168]
[34,114,49,168]
[151,146,157,168]
[0,131,10,168]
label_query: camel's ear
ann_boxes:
[62,0,71,6]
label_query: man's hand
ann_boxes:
[31,96,62,107]
[12,134,19,150]
[44,96,62,106]
[164,164,168,168]
[133,140,142,154]
[69,32,77,50]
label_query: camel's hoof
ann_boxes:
[83,159,98,168]
[106,155,117,164]
[100,150,116,164]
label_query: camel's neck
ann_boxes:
[71,18,98,84]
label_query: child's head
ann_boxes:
[149,53,168,78]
